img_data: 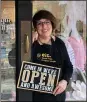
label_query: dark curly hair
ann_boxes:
[33,10,57,30]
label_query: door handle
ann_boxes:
[24,34,29,53]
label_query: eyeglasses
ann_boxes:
[36,21,51,26]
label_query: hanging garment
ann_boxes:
[58,35,75,68]
[68,36,86,71]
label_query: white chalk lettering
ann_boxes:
[47,74,56,86]
[24,64,36,71]
[39,73,47,85]
[34,84,39,90]
[30,71,39,83]
[22,70,30,82]
[37,67,42,72]
[31,83,34,89]
[20,82,30,88]
[30,84,53,92]
[43,68,56,75]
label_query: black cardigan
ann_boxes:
[31,37,73,84]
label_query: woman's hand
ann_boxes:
[32,31,38,43]
[53,80,67,96]
[51,35,55,41]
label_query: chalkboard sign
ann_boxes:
[17,61,61,94]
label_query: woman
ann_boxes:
[32,10,73,102]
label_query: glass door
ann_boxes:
[1,1,16,101]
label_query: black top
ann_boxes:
[31,37,73,101]
[32,37,73,83]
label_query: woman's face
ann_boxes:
[36,19,52,38]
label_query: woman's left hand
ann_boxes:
[53,80,67,96]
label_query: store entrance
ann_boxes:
[16,1,32,101]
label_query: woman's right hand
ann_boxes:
[32,31,56,43]
[32,31,38,43]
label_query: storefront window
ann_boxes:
[1,1,16,101]
[32,1,86,101]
